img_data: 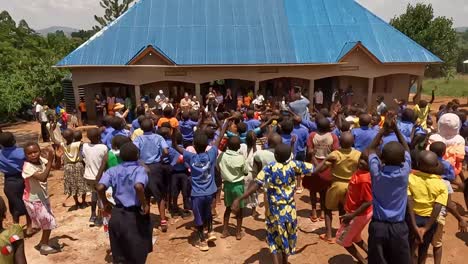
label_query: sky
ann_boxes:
[0,0,467,30]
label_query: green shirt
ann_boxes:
[217,150,248,183]
[107,151,123,168]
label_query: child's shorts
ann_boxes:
[325,181,349,211]
[24,200,57,230]
[431,214,445,247]
[146,163,171,202]
[336,211,372,247]
[223,181,245,208]
[192,195,213,226]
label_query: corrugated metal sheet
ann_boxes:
[57,0,442,66]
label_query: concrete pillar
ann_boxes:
[254,80,259,95]
[414,75,423,103]
[308,79,315,110]
[367,77,374,111]
[195,83,201,101]
[135,85,141,106]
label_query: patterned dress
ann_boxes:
[256,160,313,255]
[62,142,88,196]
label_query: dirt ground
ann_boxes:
[0,95,467,264]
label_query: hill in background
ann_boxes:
[456,27,468,33]
[36,26,80,37]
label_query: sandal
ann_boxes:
[319,234,336,244]
[236,231,245,241]
[160,220,168,233]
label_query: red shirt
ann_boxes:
[344,169,372,215]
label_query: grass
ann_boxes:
[422,74,468,97]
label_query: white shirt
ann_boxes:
[82,143,108,180]
[37,105,48,122]
[314,91,324,104]
[332,91,339,103]
[35,103,40,113]
[191,101,200,111]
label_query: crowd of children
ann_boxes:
[0,92,468,264]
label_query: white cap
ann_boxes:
[159,90,164,94]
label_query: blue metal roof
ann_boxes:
[57,0,442,66]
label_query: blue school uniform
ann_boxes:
[292,124,309,158]
[103,129,130,149]
[133,132,168,164]
[179,119,198,144]
[246,119,261,131]
[439,157,455,181]
[352,127,377,152]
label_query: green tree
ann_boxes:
[93,0,134,31]
[390,3,459,78]
[0,10,86,121]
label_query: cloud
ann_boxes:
[1,0,467,30]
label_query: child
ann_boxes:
[51,129,88,209]
[336,153,372,263]
[232,143,314,264]
[245,110,261,131]
[131,116,146,141]
[157,106,179,129]
[279,120,296,157]
[179,111,199,147]
[100,116,114,142]
[428,142,467,264]
[97,142,152,264]
[0,196,27,263]
[313,132,361,242]
[0,132,32,235]
[22,142,60,255]
[371,114,381,131]
[407,150,448,264]
[367,118,411,264]
[79,97,87,125]
[304,118,339,222]
[82,128,108,226]
[217,136,248,240]
[103,117,131,149]
[133,118,170,232]
[108,135,131,168]
[169,132,191,218]
[351,114,377,152]
[413,89,435,129]
[292,115,309,194]
[171,122,227,251]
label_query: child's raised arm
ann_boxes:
[213,120,229,148]
[31,150,54,182]
[430,89,435,104]
[171,130,185,155]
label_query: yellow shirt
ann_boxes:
[408,171,448,217]
[131,128,144,141]
[413,104,431,129]
[327,148,361,181]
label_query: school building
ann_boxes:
[57,0,441,123]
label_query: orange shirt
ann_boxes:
[243,96,252,106]
[157,117,179,128]
[79,102,87,112]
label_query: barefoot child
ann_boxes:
[51,129,87,209]
[172,122,227,251]
[336,153,372,263]
[97,142,152,264]
[313,132,361,242]
[407,151,448,264]
[22,142,60,255]
[82,128,108,226]
[217,136,248,240]
[304,118,339,222]
[232,143,314,264]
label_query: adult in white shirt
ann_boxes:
[180,93,192,112]
[253,92,265,107]
[191,96,200,111]
[155,90,166,110]
[314,88,324,109]
[37,99,49,142]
